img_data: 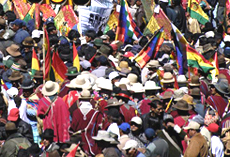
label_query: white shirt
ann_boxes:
[211,135,224,157]
[107,122,120,139]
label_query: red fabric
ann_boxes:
[139,99,151,115]
[219,68,230,84]
[63,91,79,108]
[37,97,70,142]
[58,80,70,98]
[206,95,228,118]
[66,143,80,157]
[120,105,136,122]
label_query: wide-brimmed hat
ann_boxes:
[161,72,175,83]
[189,75,200,86]
[161,91,173,99]
[218,55,225,65]
[33,70,43,78]
[173,90,184,101]
[42,81,59,96]
[182,94,196,105]
[27,143,43,156]
[127,73,138,85]
[214,79,230,95]
[66,75,91,89]
[6,44,21,57]
[79,89,92,100]
[81,71,97,86]
[190,88,201,96]
[177,75,188,84]
[92,130,116,142]
[105,98,123,108]
[98,79,113,91]
[41,129,55,139]
[115,78,131,91]
[130,83,145,93]
[65,66,80,77]
[8,71,23,81]
[183,121,200,130]
[20,78,34,89]
[98,44,111,57]
[144,81,161,90]
[22,37,35,47]
[93,38,103,47]
[173,100,192,111]
[116,61,132,72]
[202,43,215,53]
[146,60,160,68]
[5,122,17,131]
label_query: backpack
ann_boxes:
[10,137,31,156]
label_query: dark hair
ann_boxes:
[14,95,22,108]
[68,30,80,40]
[149,99,163,108]
[85,29,96,40]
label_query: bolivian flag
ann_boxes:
[31,48,40,76]
[73,43,80,72]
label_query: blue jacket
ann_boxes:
[13,29,30,44]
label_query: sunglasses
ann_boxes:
[130,122,140,127]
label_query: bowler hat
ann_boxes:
[20,78,35,89]
[190,88,201,96]
[189,75,200,86]
[42,129,55,139]
[22,37,35,47]
[65,66,80,77]
[214,79,230,95]
[8,71,23,81]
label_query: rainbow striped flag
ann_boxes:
[31,48,40,76]
[116,0,142,44]
[135,28,163,68]
[51,51,67,84]
[73,43,80,72]
[171,23,188,74]
[187,45,214,73]
[187,0,209,25]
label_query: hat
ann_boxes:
[4,59,14,68]
[122,140,138,150]
[64,143,84,156]
[79,89,92,99]
[8,71,23,81]
[8,108,19,121]
[205,31,215,38]
[218,55,225,65]
[130,83,145,93]
[173,89,184,101]
[207,123,219,133]
[100,34,109,40]
[22,37,35,47]
[118,123,130,134]
[177,75,188,83]
[93,38,103,47]
[92,130,116,142]
[130,116,142,125]
[109,71,119,81]
[65,67,79,77]
[161,91,173,99]
[66,75,91,89]
[183,121,200,130]
[144,128,156,138]
[146,60,160,68]
[163,114,174,121]
[27,143,43,156]
[81,71,97,86]
[122,51,134,58]
[214,79,230,94]
[42,129,55,139]
[7,87,18,98]
[98,44,111,56]
[202,43,215,53]
[116,61,132,72]
[11,19,22,26]
[115,78,131,90]
[80,60,91,69]
[190,87,201,96]
[182,94,196,105]
[161,72,175,83]
[33,70,43,78]
[6,44,21,57]
[5,122,17,131]
[32,29,42,39]
[42,81,59,96]
[98,79,113,91]
[189,75,200,86]
[96,55,108,64]
[20,78,34,89]
[105,98,123,108]
[127,73,138,85]
[144,81,161,90]
[110,44,118,51]
[173,100,192,111]
[224,35,230,42]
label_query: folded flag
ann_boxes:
[31,48,40,76]
[116,0,142,44]
[135,28,163,68]
[44,27,51,80]
[187,45,214,73]
[73,42,80,72]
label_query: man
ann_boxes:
[117,122,131,153]
[128,116,148,148]
[85,29,96,47]
[10,19,29,44]
[183,121,209,157]
[92,55,109,78]
[142,99,164,131]
[0,122,31,157]
[8,108,34,143]
[40,129,60,157]
[37,81,70,143]
[123,140,146,157]
[190,87,206,117]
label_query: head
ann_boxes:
[149,99,164,117]
[184,121,200,137]
[130,116,142,133]
[42,129,55,149]
[22,88,34,98]
[85,29,96,42]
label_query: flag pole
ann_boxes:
[43,26,46,84]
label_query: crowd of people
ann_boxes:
[0,0,230,156]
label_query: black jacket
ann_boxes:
[173,5,186,33]
[16,119,34,143]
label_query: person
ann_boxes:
[122,140,146,157]
[26,143,43,157]
[40,129,60,157]
[172,0,186,33]
[7,108,34,143]
[37,81,70,143]
[183,121,209,157]
[117,122,131,153]
[0,122,31,157]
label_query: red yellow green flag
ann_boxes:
[31,48,40,76]
[44,28,51,80]
[73,42,80,72]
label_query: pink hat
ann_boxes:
[110,44,118,51]
[8,108,19,121]
[207,123,219,133]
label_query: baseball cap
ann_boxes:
[122,51,134,58]
[130,116,142,125]
[32,30,42,39]
[11,19,23,27]
[183,121,200,130]
[145,128,156,138]
[8,108,19,122]
[119,123,130,134]
[110,44,118,51]
[80,60,91,69]
[122,140,138,150]
[207,123,219,133]
[109,71,119,81]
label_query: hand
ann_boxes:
[138,148,146,154]
[184,135,190,142]
[167,122,175,128]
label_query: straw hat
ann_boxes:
[146,60,160,68]
[173,100,192,111]
[161,91,173,99]
[42,81,59,96]
[79,89,92,99]
[161,72,175,83]
[115,78,131,90]
[144,81,161,90]
[177,75,188,83]
[189,75,200,86]
[92,130,116,142]
[182,94,196,105]
[6,44,21,57]
[173,90,184,101]
[116,61,132,72]
[127,73,138,85]
[66,75,91,89]
[8,71,23,81]
[98,79,113,91]
[130,83,145,93]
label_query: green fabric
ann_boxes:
[188,8,209,25]
[187,59,214,73]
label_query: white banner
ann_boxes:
[91,0,113,8]
[78,6,112,35]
